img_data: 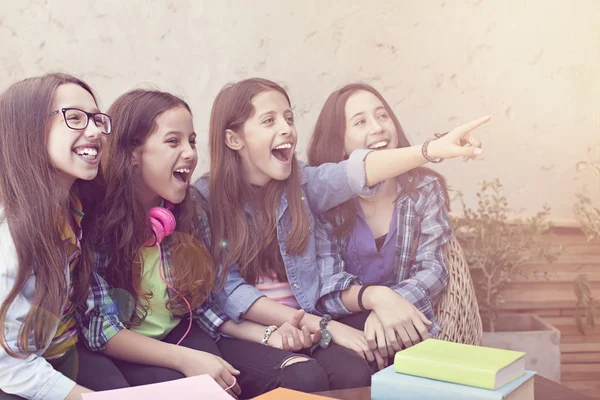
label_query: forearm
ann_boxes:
[364,146,429,187]
[340,284,398,313]
[242,297,322,332]
[104,329,186,372]
[218,320,268,343]
[65,385,93,400]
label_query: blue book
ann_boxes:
[371,367,535,400]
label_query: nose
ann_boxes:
[368,118,384,135]
[276,116,291,136]
[84,119,102,140]
[182,141,197,160]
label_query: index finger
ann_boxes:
[457,115,491,134]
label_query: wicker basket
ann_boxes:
[434,236,483,345]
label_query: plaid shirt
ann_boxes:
[80,223,228,352]
[337,175,451,336]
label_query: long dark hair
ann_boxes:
[307,83,449,237]
[0,73,97,356]
[208,78,310,286]
[82,89,216,324]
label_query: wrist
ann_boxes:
[171,345,190,373]
[261,325,278,345]
[300,313,321,332]
[362,286,393,310]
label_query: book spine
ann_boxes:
[372,376,501,400]
[394,354,495,390]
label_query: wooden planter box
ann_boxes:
[482,313,561,383]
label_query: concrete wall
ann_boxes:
[1,0,598,222]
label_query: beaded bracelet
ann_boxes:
[261,325,278,345]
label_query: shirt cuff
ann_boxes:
[346,149,382,198]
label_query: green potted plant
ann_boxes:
[573,148,600,335]
[451,179,562,382]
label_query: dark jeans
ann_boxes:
[112,321,293,399]
[0,341,129,399]
[217,316,374,395]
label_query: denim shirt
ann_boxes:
[192,149,377,322]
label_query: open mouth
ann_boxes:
[73,145,100,161]
[368,140,389,151]
[272,142,293,163]
[173,167,191,183]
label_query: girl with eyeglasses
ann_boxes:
[0,73,129,399]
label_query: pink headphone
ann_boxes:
[145,203,176,247]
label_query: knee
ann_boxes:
[278,356,330,393]
[328,354,372,390]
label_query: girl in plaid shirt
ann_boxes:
[308,83,462,369]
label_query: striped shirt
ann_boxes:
[256,274,301,309]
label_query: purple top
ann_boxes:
[345,201,399,286]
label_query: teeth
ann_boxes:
[369,141,388,149]
[274,143,292,150]
[175,168,190,174]
[76,147,98,156]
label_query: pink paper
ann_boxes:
[82,374,234,400]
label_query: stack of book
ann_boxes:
[372,338,536,400]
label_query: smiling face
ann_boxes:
[231,90,297,186]
[134,106,198,208]
[343,90,399,156]
[46,83,106,188]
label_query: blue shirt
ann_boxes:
[193,149,379,322]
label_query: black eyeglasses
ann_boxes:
[50,108,112,135]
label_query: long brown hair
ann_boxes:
[307,83,449,237]
[209,78,309,286]
[83,89,215,324]
[0,73,97,356]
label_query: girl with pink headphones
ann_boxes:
[80,89,327,399]
[0,74,129,399]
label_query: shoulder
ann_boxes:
[192,172,211,200]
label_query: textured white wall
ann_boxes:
[1,0,598,222]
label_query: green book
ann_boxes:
[394,339,526,390]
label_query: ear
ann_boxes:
[225,129,244,151]
[132,148,141,166]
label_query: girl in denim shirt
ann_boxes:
[194,78,489,389]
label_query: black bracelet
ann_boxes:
[358,284,375,312]
[421,138,443,163]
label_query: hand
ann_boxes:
[267,309,322,351]
[427,116,490,162]
[364,311,393,370]
[327,320,377,364]
[178,348,242,397]
[365,287,431,352]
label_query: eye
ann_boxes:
[262,117,275,125]
[354,119,366,126]
[285,115,294,124]
[190,138,197,147]
[377,113,389,120]
[167,138,179,145]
